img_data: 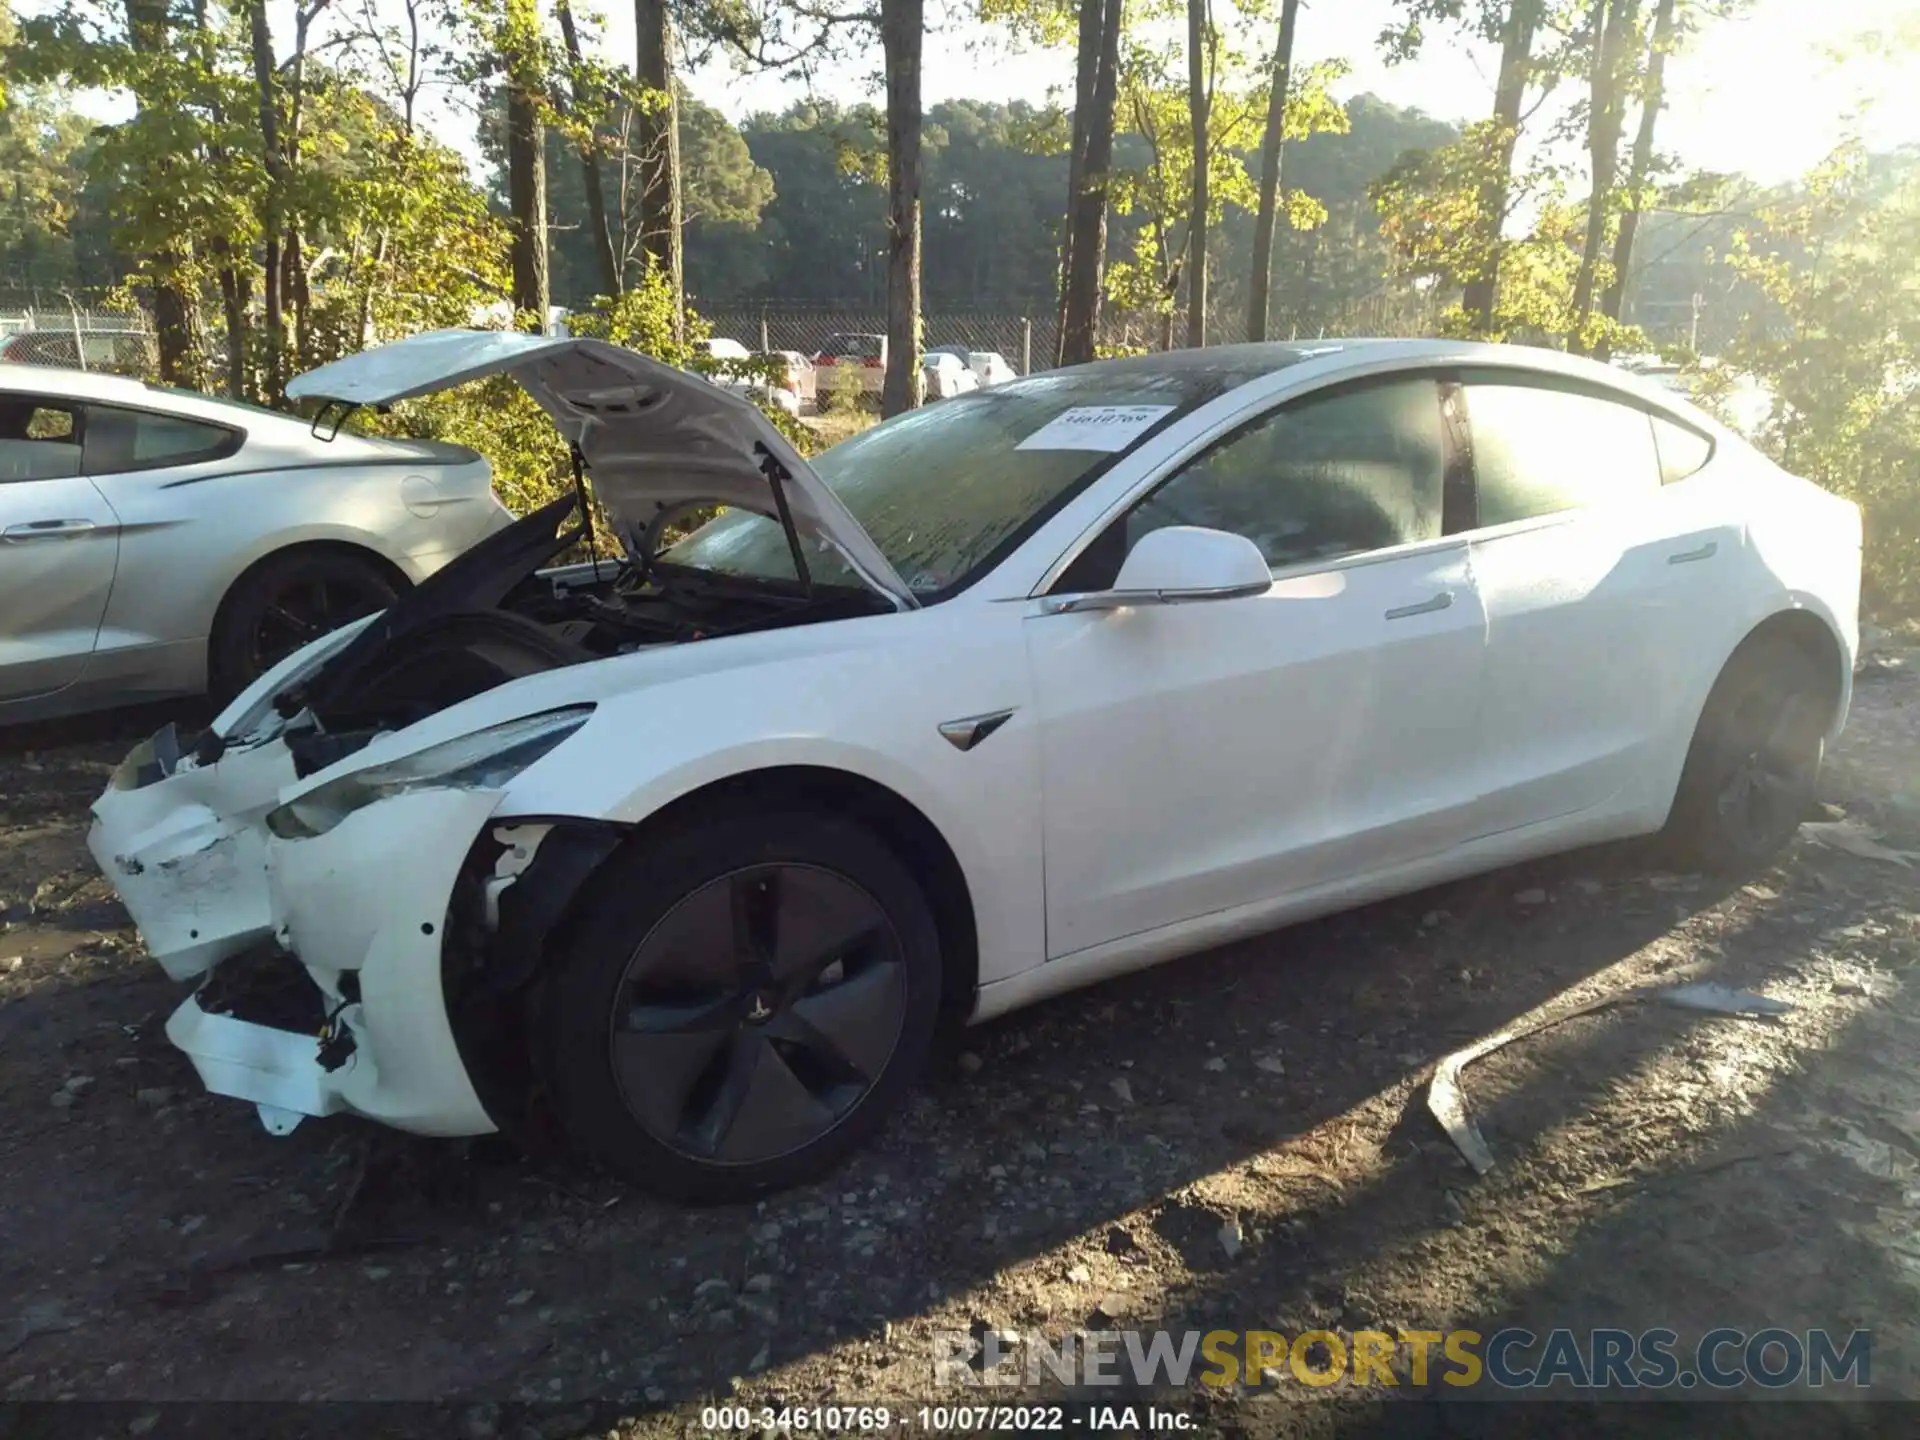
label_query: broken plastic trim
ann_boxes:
[1428,981,1794,1175]
[442,818,626,1136]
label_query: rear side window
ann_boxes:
[0,396,84,482]
[1123,376,1447,571]
[1652,414,1714,483]
[1463,376,1661,526]
[822,334,883,360]
[83,404,239,474]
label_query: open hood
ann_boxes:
[287,330,917,609]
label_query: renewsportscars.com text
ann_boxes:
[933,1327,1872,1391]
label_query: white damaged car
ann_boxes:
[89,330,1861,1201]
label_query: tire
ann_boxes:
[535,805,943,1203]
[1662,638,1831,874]
[210,548,402,701]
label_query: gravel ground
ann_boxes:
[3,658,1920,1439]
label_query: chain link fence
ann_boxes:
[0,296,158,379]
[697,285,1444,376]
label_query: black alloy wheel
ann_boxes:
[610,863,909,1164]
[1665,638,1828,872]
[248,571,392,675]
[211,548,401,699]
[537,807,942,1201]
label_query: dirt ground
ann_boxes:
[4,656,1920,1438]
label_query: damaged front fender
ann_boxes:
[88,737,300,981]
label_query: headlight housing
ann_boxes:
[265,705,594,840]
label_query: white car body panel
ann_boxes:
[86,337,1863,1143]
[0,363,510,719]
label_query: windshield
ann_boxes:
[822,334,883,360]
[659,354,1304,600]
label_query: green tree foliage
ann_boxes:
[0,14,96,291]
[1103,29,1347,345]
[1721,145,1920,619]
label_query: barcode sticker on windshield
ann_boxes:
[1015,405,1178,453]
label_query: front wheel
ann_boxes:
[1662,639,1831,873]
[210,548,400,701]
[536,807,942,1202]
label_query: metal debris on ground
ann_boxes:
[1800,820,1919,867]
[1427,981,1796,1175]
[1656,982,1794,1016]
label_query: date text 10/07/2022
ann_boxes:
[698,1407,1193,1433]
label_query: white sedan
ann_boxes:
[87,331,1861,1202]
[0,363,510,721]
[921,351,981,400]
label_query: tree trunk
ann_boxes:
[1245,0,1301,342]
[1599,0,1676,350]
[1055,0,1102,364]
[1568,0,1637,353]
[1460,0,1542,335]
[125,0,194,381]
[1059,0,1121,366]
[248,0,285,400]
[557,0,621,296]
[634,0,682,326]
[1183,0,1209,348]
[504,0,550,326]
[284,4,318,368]
[215,259,247,398]
[880,0,923,416]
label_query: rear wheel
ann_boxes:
[1662,639,1831,873]
[536,806,942,1202]
[210,548,400,700]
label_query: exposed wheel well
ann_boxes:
[208,540,413,682]
[619,766,981,1025]
[1725,609,1847,734]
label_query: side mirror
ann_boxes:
[1042,525,1273,615]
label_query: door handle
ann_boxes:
[1385,590,1453,620]
[4,518,97,541]
[1668,541,1717,565]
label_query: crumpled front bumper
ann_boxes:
[88,732,297,982]
[91,732,504,1138]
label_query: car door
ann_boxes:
[0,392,123,703]
[1456,370,1704,831]
[1024,372,1490,959]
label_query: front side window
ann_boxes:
[0,395,83,482]
[1463,375,1661,526]
[82,404,238,474]
[1122,376,1447,573]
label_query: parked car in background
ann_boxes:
[1,328,158,378]
[715,349,814,419]
[88,332,1858,1203]
[967,351,1018,387]
[699,337,753,366]
[764,350,816,408]
[0,363,512,722]
[921,351,981,400]
[815,332,886,406]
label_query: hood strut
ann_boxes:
[569,444,598,574]
[758,443,814,599]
